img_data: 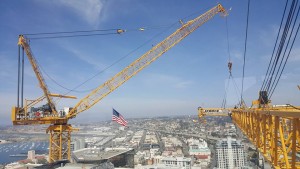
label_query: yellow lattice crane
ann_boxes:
[198,94,300,169]
[11,4,227,162]
[198,107,230,124]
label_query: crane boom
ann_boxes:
[18,35,57,114]
[67,4,227,119]
[12,4,227,162]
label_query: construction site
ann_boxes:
[0,0,300,169]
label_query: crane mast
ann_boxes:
[17,35,57,115]
[12,4,227,162]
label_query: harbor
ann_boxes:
[0,141,48,164]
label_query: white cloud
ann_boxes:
[231,50,242,60]
[142,73,193,89]
[61,42,107,70]
[72,48,106,68]
[174,81,193,89]
[56,0,105,25]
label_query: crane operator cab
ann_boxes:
[30,104,52,118]
[29,105,73,118]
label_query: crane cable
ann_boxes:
[221,74,231,109]
[266,0,296,93]
[260,0,300,99]
[231,74,243,105]
[25,25,176,40]
[24,28,117,36]
[261,0,289,91]
[221,15,242,109]
[226,17,232,64]
[24,4,215,40]
[221,74,244,109]
[240,0,250,108]
[39,21,180,95]
[34,5,216,95]
[268,0,300,98]
[221,17,232,109]
[222,4,250,109]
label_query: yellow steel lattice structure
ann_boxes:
[18,35,57,115]
[46,125,78,162]
[12,4,227,162]
[198,107,230,124]
[67,4,227,119]
[232,107,300,169]
[199,106,300,169]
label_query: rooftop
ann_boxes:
[73,147,134,162]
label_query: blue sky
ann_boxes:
[0,0,299,125]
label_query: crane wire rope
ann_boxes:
[25,5,213,41]
[265,0,297,93]
[260,0,300,99]
[28,32,120,40]
[230,74,243,104]
[39,21,180,96]
[241,0,250,107]
[261,0,289,91]
[222,74,243,109]
[32,4,216,95]
[24,28,117,36]
[269,6,300,98]
[25,25,177,40]
[268,1,300,98]
[226,17,231,62]
[221,15,243,109]
[61,22,180,95]
[221,16,232,109]
[221,74,231,108]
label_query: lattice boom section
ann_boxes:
[68,5,225,118]
[232,109,300,169]
[19,36,56,114]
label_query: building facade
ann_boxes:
[71,138,86,151]
[187,138,211,167]
[161,156,191,169]
[27,150,35,160]
[216,137,246,169]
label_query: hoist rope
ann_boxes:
[241,0,250,106]
[260,0,300,99]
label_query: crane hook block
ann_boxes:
[228,62,232,73]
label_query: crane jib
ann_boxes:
[68,4,227,118]
[12,4,227,163]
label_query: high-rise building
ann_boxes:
[70,138,86,151]
[70,141,78,152]
[27,150,35,160]
[216,137,246,169]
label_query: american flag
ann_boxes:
[112,109,127,126]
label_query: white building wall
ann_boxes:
[216,137,246,169]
